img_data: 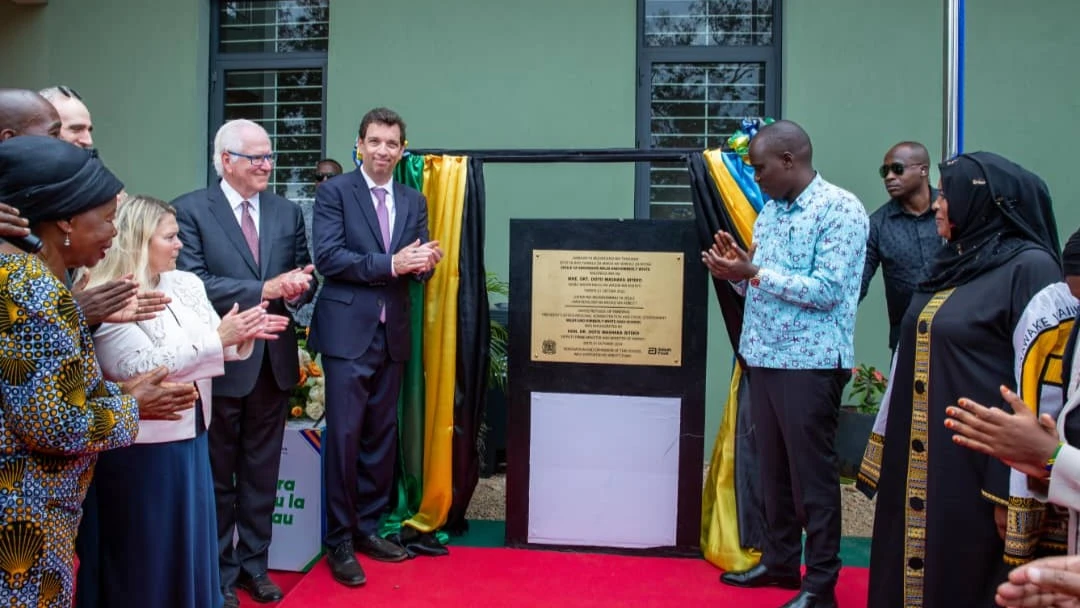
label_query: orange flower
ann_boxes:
[297,368,308,386]
[306,362,322,377]
[290,406,304,418]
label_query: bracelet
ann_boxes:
[1045,442,1065,473]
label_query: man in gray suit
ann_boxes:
[309,107,442,587]
[173,119,316,608]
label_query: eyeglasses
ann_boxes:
[228,151,275,167]
[878,162,923,178]
[316,172,338,182]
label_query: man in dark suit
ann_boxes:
[172,119,316,608]
[309,107,442,587]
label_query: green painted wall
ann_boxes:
[965,1,1080,245]
[0,0,208,200]
[1,0,1075,458]
[325,0,638,283]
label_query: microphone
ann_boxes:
[6,233,43,253]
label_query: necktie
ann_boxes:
[372,187,391,251]
[240,200,259,264]
[373,187,392,322]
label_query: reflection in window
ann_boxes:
[644,0,773,47]
[219,0,329,53]
[638,0,778,217]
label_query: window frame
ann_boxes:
[634,0,782,218]
[207,1,329,190]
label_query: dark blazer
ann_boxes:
[172,182,315,398]
[308,168,430,361]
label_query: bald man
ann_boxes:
[703,120,868,608]
[860,141,942,351]
[0,87,62,141]
[39,85,93,149]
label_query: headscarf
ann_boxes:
[0,135,124,224]
[919,151,1060,292]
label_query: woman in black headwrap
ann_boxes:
[0,136,197,607]
[860,152,1065,607]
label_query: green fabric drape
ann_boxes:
[378,155,443,541]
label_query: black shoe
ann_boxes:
[355,533,409,562]
[398,527,450,557]
[240,573,284,603]
[222,588,240,608]
[779,590,837,608]
[719,564,801,589]
[326,541,366,587]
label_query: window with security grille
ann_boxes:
[211,0,329,208]
[637,0,780,219]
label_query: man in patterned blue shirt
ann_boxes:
[704,120,868,608]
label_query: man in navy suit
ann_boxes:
[172,119,316,608]
[309,107,442,587]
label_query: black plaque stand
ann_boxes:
[505,219,708,555]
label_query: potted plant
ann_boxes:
[836,363,887,479]
[479,274,509,476]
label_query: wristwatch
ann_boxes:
[748,269,762,288]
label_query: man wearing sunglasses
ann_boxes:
[860,141,941,351]
[315,158,343,189]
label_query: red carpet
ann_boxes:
[271,547,869,607]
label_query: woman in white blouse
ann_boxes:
[79,196,289,608]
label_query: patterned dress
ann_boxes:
[0,253,139,607]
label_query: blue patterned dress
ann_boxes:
[0,253,139,607]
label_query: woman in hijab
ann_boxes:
[81,195,288,608]
[0,136,197,607]
[944,228,1080,605]
[860,151,1064,607]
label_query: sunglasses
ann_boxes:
[316,172,338,181]
[878,162,923,178]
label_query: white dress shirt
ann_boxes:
[359,165,396,235]
[221,178,261,236]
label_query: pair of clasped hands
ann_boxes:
[392,239,443,276]
[701,231,758,282]
[0,202,297,423]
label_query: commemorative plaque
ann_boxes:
[530,250,684,366]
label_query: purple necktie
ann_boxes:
[240,200,259,265]
[372,187,391,251]
[373,187,390,323]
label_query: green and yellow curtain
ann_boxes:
[377,154,490,539]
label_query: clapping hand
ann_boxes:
[102,289,171,324]
[945,385,1061,480]
[701,231,757,282]
[122,367,198,421]
[263,265,315,302]
[218,301,291,347]
[997,554,1080,607]
[393,239,442,275]
[72,273,142,326]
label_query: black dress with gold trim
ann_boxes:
[0,254,139,607]
[867,248,1062,608]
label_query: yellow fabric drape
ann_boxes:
[700,366,762,570]
[404,155,468,532]
[703,149,757,247]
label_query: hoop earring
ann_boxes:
[64,234,70,247]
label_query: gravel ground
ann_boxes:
[465,472,876,538]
